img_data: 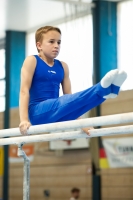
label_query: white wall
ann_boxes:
[117,0,133,90]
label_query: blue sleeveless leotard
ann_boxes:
[28,55,119,125]
[29,55,64,105]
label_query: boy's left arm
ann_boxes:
[61,61,72,94]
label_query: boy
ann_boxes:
[70,188,80,200]
[19,26,127,135]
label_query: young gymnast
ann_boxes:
[19,26,127,135]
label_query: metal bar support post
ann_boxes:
[17,144,30,200]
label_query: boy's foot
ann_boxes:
[100,69,127,99]
[112,70,127,87]
[101,69,119,88]
[106,70,127,98]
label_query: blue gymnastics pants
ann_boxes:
[28,83,119,125]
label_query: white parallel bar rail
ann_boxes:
[0,112,133,138]
[0,125,133,146]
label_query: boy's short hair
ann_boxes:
[35,26,61,52]
[71,188,80,193]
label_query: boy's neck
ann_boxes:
[38,54,54,66]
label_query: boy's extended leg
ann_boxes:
[29,69,127,125]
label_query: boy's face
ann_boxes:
[37,30,61,59]
[73,191,80,199]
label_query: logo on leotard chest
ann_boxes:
[48,70,56,74]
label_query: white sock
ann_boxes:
[103,93,117,99]
[103,70,127,99]
[112,70,127,87]
[101,69,119,88]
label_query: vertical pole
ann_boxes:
[3,30,26,200]
[3,31,11,200]
[18,144,30,200]
[23,157,30,200]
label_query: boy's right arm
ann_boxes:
[19,56,36,135]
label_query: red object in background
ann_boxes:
[99,148,107,158]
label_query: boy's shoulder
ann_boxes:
[22,55,37,68]
[25,55,36,61]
